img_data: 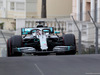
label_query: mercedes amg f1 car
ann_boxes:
[7,21,76,56]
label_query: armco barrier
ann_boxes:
[0,30,15,57]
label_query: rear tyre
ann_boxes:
[7,35,22,57]
[63,34,76,55]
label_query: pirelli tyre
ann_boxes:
[56,34,76,55]
[63,34,76,55]
[7,35,22,57]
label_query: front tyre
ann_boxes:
[7,39,11,57]
[63,34,76,55]
[7,35,22,57]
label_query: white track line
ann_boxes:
[34,64,45,75]
[86,73,100,75]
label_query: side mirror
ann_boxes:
[55,31,60,34]
[49,27,54,33]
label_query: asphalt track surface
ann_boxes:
[0,54,100,75]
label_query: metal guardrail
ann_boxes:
[0,30,15,57]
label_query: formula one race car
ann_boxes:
[7,21,76,56]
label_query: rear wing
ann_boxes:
[21,27,54,35]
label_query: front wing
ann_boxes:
[13,46,76,54]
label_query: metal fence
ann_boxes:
[71,10,100,54]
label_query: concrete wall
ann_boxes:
[0,10,2,17]
[7,11,26,18]
[37,0,42,18]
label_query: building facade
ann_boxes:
[0,0,72,19]
[47,0,72,18]
[0,0,39,18]
[0,0,72,30]
[72,0,100,22]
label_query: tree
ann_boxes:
[41,0,47,18]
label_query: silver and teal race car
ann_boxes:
[7,21,76,56]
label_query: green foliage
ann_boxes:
[82,49,95,54]
[0,22,4,29]
[81,48,100,54]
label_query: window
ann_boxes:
[16,2,24,10]
[82,32,87,35]
[10,2,15,10]
[82,25,87,30]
